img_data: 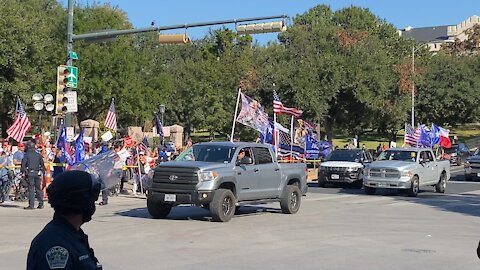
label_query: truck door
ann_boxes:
[252,147,281,198]
[426,150,440,184]
[420,150,435,184]
[234,147,258,200]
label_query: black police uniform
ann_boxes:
[26,213,101,269]
[21,147,45,208]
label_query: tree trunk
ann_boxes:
[324,116,335,144]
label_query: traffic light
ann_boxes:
[56,65,78,114]
[158,33,191,44]
[236,21,287,35]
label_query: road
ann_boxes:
[1,166,479,269]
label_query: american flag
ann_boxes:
[138,136,149,153]
[6,98,31,142]
[303,120,317,131]
[105,99,117,131]
[404,123,421,146]
[277,129,304,160]
[273,90,303,118]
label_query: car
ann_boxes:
[465,148,480,181]
[363,148,451,197]
[145,141,308,222]
[444,143,470,166]
[317,149,373,188]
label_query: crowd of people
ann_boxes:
[0,135,187,209]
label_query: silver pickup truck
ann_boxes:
[145,142,307,222]
[363,148,450,197]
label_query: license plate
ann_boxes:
[164,194,176,202]
[331,174,340,180]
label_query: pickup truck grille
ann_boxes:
[323,167,348,172]
[470,162,480,169]
[369,168,400,178]
[152,166,199,192]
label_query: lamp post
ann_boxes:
[159,104,166,124]
[32,93,55,133]
[411,45,415,128]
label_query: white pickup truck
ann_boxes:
[363,148,451,197]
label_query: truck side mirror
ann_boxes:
[237,156,253,166]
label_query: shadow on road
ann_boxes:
[115,204,282,222]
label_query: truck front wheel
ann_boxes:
[210,189,236,222]
[147,199,172,219]
[435,172,447,193]
[408,176,419,197]
[280,185,301,214]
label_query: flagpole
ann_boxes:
[230,88,241,142]
[273,112,278,158]
[290,115,294,162]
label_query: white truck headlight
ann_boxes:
[347,167,359,172]
[198,171,219,182]
[401,170,413,177]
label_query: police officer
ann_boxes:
[27,170,102,269]
[21,141,45,209]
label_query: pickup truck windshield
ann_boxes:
[326,150,361,162]
[377,150,417,162]
[176,145,236,163]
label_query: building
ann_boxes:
[399,15,479,51]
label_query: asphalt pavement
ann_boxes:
[1,165,479,269]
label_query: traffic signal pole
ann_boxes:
[65,0,74,127]
[63,0,286,130]
[72,15,287,42]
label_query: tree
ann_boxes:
[0,0,64,137]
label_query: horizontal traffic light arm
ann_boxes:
[72,15,287,41]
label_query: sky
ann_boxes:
[64,0,479,44]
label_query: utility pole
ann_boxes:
[411,45,415,128]
[65,0,74,128]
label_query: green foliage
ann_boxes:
[0,2,478,142]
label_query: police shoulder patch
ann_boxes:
[45,246,69,269]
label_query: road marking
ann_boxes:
[449,181,480,184]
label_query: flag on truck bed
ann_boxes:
[236,92,269,134]
[273,90,303,118]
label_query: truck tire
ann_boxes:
[408,176,419,197]
[280,185,301,214]
[317,179,327,188]
[364,186,376,195]
[435,172,447,193]
[351,180,363,189]
[210,189,236,222]
[147,199,172,219]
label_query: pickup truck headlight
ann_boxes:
[363,168,370,175]
[401,170,413,177]
[347,167,359,172]
[198,171,219,182]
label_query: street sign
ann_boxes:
[64,91,78,113]
[66,66,78,88]
[68,51,79,60]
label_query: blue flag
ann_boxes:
[75,129,85,163]
[56,126,74,165]
[418,124,432,148]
